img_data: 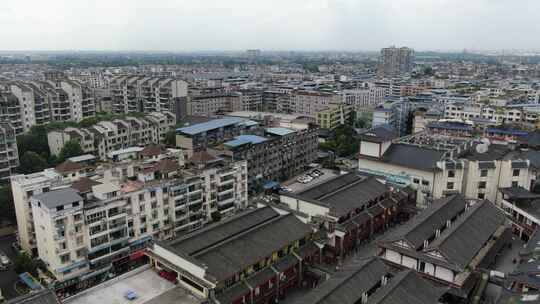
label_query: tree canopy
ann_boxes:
[58,140,84,162]
[18,151,49,174]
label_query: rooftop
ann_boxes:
[265,127,295,136]
[223,135,268,148]
[32,188,83,209]
[176,117,246,136]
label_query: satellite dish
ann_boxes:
[476,144,489,154]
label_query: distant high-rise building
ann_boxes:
[378,46,414,76]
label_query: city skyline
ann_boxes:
[2,0,540,52]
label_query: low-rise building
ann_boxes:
[147,206,320,303]
[280,173,412,261]
[378,195,509,300]
[293,257,446,304]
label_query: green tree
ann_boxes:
[14,252,37,276]
[0,186,15,223]
[18,151,49,174]
[58,140,83,162]
[163,130,177,146]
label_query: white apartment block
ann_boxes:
[187,94,242,117]
[358,131,535,207]
[287,90,340,117]
[10,82,51,133]
[0,122,19,179]
[341,88,385,110]
[47,111,176,160]
[12,151,248,285]
[109,75,188,114]
[5,80,96,134]
[444,103,540,126]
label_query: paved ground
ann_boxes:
[0,234,21,300]
[483,237,525,303]
[283,169,339,193]
[144,287,203,304]
[66,269,178,304]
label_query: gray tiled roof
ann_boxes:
[368,270,446,304]
[290,258,387,304]
[425,200,506,270]
[32,188,83,210]
[296,174,389,217]
[165,207,280,256]
[380,144,445,171]
[194,214,312,281]
[382,195,467,249]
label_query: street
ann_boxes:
[0,234,21,300]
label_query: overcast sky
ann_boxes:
[1,0,538,51]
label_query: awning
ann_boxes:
[130,250,147,261]
[19,272,42,291]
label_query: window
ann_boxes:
[478,193,485,199]
[73,201,79,207]
[76,236,84,245]
[478,181,486,189]
[413,178,420,184]
[513,169,520,177]
[56,205,64,212]
[512,181,519,188]
[139,194,145,201]
[60,254,70,264]
[140,227,147,234]
[480,169,488,177]
[447,170,455,178]
[447,182,454,190]
[421,180,429,186]
[150,190,156,198]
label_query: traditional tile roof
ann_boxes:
[55,160,85,173]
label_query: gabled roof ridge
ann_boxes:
[192,213,299,258]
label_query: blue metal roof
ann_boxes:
[266,127,295,136]
[177,117,246,135]
[486,128,528,136]
[427,122,473,131]
[19,272,42,290]
[224,135,268,148]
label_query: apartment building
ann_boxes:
[262,90,288,112]
[357,129,536,207]
[176,117,259,157]
[186,93,242,117]
[0,122,19,179]
[47,111,176,160]
[341,87,386,110]
[216,125,318,189]
[315,102,353,129]
[12,149,248,293]
[109,75,188,114]
[237,89,263,111]
[287,90,340,117]
[10,82,52,133]
[378,46,414,76]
